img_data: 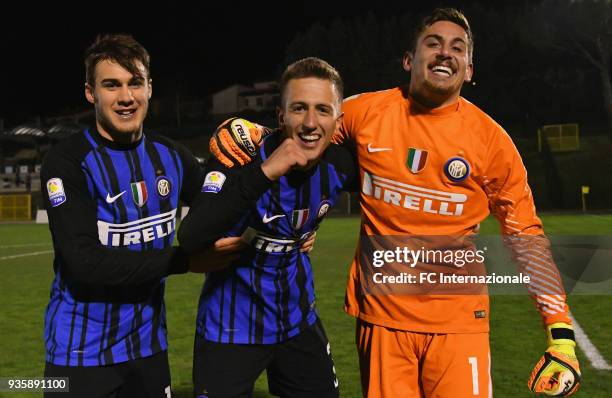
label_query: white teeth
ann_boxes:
[299,133,321,142]
[432,66,452,76]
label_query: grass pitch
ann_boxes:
[1,214,611,397]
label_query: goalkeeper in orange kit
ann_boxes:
[210,8,581,397]
[331,8,581,396]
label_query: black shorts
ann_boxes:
[193,319,339,398]
[44,350,171,398]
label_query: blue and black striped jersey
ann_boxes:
[41,128,202,366]
[179,135,357,344]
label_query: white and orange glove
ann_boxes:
[528,322,581,396]
[209,117,273,168]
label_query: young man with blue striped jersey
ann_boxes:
[42,34,207,398]
[179,57,357,398]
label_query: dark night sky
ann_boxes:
[0,1,531,127]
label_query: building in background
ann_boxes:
[212,81,279,115]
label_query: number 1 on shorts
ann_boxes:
[468,356,479,395]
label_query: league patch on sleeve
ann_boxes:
[202,171,226,193]
[46,178,67,207]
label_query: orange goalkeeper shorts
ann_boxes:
[356,319,492,397]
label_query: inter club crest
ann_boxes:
[156,176,171,198]
[131,181,148,207]
[444,157,470,182]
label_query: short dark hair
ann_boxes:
[280,57,343,111]
[84,34,151,86]
[409,8,473,59]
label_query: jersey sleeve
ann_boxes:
[177,157,271,254]
[483,128,571,326]
[41,145,188,286]
[176,141,205,205]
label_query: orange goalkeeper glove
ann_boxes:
[528,322,581,396]
[209,117,273,168]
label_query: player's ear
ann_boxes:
[402,51,414,73]
[464,63,474,83]
[85,82,95,104]
[335,111,344,131]
[147,78,153,99]
[277,105,285,128]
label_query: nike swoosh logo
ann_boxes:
[367,143,392,153]
[262,213,285,224]
[106,191,126,204]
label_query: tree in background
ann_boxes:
[282,2,610,138]
[281,13,414,96]
[526,0,612,138]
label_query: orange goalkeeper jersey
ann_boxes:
[335,87,571,333]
